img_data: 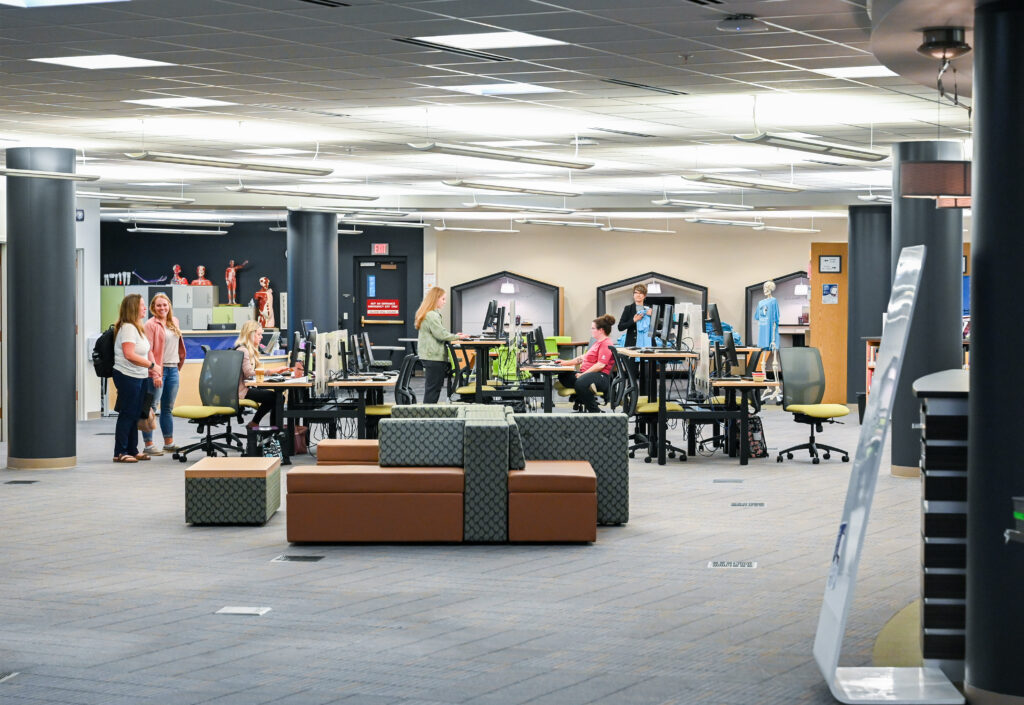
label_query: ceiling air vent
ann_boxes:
[296,0,350,6]
[603,78,687,96]
[394,38,511,62]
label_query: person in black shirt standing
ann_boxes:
[617,283,654,347]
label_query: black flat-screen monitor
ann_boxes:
[207,322,235,330]
[534,326,548,357]
[300,319,316,340]
[482,300,498,334]
[303,331,315,375]
[674,316,686,351]
[288,331,302,368]
[707,303,724,337]
[722,331,740,375]
[659,304,674,345]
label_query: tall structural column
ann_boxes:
[7,147,77,469]
[286,209,338,339]
[967,2,1024,703]
[890,141,963,477]
[846,204,892,404]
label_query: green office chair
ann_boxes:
[171,349,247,462]
[776,346,850,465]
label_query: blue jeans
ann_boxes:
[143,366,180,443]
[112,370,146,457]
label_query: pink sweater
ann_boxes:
[144,316,186,381]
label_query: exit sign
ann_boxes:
[371,243,389,255]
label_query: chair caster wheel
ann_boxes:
[629,452,635,458]
[823,452,831,460]
[668,452,676,459]
[812,457,820,465]
[172,452,179,460]
[842,455,850,462]
[179,456,187,463]
[787,453,793,460]
[644,457,652,463]
[776,456,783,463]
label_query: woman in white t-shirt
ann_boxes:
[112,294,156,463]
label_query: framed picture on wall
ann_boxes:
[819,255,842,273]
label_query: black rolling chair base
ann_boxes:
[173,424,245,463]
[776,430,849,465]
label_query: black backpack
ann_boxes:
[92,325,115,378]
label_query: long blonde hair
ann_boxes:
[116,294,145,337]
[234,320,262,366]
[414,286,445,330]
[149,293,181,337]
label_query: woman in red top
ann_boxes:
[557,314,616,413]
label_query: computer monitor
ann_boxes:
[659,304,674,345]
[482,300,499,335]
[303,331,315,375]
[260,330,280,355]
[707,303,724,337]
[722,331,740,376]
[207,322,235,331]
[300,319,316,340]
[288,331,302,368]
[534,326,548,358]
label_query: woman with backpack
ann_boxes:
[111,294,156,463]
[141,293,186,456]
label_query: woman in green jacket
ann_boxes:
[414,286,468,403]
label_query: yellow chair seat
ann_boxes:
[637,395,648,405]
[637,401,684,414]
[785,403,850,419]
[364,404,393,416]
[173,405,237,419]
[239,398,259,409]
[456,384,496,395]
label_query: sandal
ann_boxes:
[134,453,151,461]
[113,454,138,463]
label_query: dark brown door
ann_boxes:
[355,256,407,348]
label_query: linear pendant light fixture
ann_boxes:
[127,227,227,235]
[125,151,333,176]
[651,197,754,211]
[443,179,581,197]
[119,218,234,227]
[78,191,195,204]
[681,173,804,193]
[733,132,888,162]
[434,225,521,233]
[601,225,676,234]
[513,218,602,228]
[339,218,425,229]
[226,185,377,201]
[752,223,821,233]
[409,141,593,169]
[685,217,760,227]
[0,167,99,181]
[463,202,576,214]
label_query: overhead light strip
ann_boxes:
[119,218,234,227]
[393,37,510,62]
[0,167,98,181]
[464,202,576,214]
[513,218,603,228]
[338,219,425,228]
[434,225,521,233]
[684,217,759,227]
[127,227,226,235]
[752,224,821,233]
[409,141,593,169]
[226,185,377,200]
[602,78,686,96]
[125,151,333,176]
[651,197,753,211]
[681,173,804,193]
[443,179,581,197]
[78,191,195,204]
[601,225,676,234]
[589,127,657,139]
[734,132,888,162]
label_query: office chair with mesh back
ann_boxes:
[776,346,850,464]
[171,349,247,462]
[614,348,684,461]
[365,353,418,437]
[362,332,393,371]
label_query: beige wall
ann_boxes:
[434,219,847,340]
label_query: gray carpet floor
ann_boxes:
[0,391,919,705]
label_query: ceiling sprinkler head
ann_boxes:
[716,14,769,33]
[917,27,972,61]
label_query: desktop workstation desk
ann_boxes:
[619,348,697,465]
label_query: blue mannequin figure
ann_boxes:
[754,280,782,402]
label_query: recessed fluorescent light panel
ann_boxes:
[443,179,580,197]
[441,83,561,96]
[413,32,565,50]
[125,151,332,176]
[0,0,128,5]
[734,132,887,162]
[812,65,899,79]
[409,141,592,169]
[123,97,237,108]
[226,186,377,200]
[31,54,173,69]
[681,173,804,193]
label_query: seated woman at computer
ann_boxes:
[414,286,468,404]
[557,314,616,413]
[234,321,288,427]
[617,283,653,348]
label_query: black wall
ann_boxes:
[101,220,424,336]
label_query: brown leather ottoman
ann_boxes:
[316,439,379,465]
[287,465,463,543]
[508,461,597,543]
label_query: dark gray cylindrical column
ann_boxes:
[846,205,892,404]
[967,3,1024,702]
[286,210,338,340]
[890,141,963,477]
[7,147,77,469]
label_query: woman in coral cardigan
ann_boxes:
[141,293,186,456]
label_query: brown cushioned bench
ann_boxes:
[287,465,463,543]
[508,460,596,543]
[316,439,378,465]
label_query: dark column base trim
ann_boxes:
[966,684,1024,705]
[7,456,76,470]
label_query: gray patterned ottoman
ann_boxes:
[185,457,282,525]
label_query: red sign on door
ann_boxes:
[366,299,400,316]
[371,242,389,255]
